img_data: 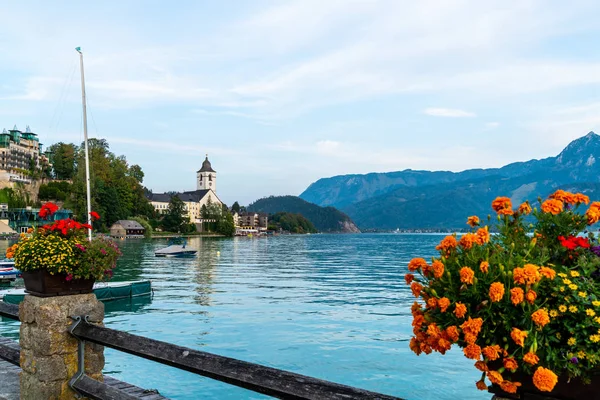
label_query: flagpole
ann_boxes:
[76,47,93,241]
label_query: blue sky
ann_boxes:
[1,1,600,206]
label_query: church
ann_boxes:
[148,155,224,224]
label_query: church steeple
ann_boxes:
[197,154,217,192]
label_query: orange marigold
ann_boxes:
[464,333,477,344]
[475,226,490,244]
[431,260,444,279]
[438,297,451,313]
[573,193,590,205]
[500,380,522,394]
[541,199,563,215]
[514,264,541,285]
[460,267,475,285]
[474,360,488,372]
[487,370,504,385]
[446,326,459,342]
[426,297,437,309]
[482,345,502,361]
[426,323,442,338]
[463,343,482,360]
[539,266,556,280]
[531,309,550,327]
[511,327,528,347]
[467,216,480,227]
[518,202,532,215]
[408,257,427,272]
[532,367,558,392]
[476,380,488,391]
[492,197,512,213]
[549,189,573,203]
[480,261,489,273]
[526,290,537,304]
[454,302,467,319]
[409,337,421,355]
[461,317,484,337]
[523,352,539,365]
[489,282,505,302]
[411,282,423,298]
[503,357,518,371]
[436,235,458,251]
[510,287,524,305]
[586,202,600,225]
[459,233,477,250]
[404,273,415,285]
[436,337,452,354]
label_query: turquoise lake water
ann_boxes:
[0,234,489,400]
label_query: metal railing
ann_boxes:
[0,300,403,400]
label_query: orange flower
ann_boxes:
[409,337,421,355]
[427,297,438,309]
[463,343,482,360]
[525,290,537,304]
[411,301,422,315]
[464,333,477,344]
[411,282,423,298]
[476,380,488,391]
[541,199,563,215]
[467,216,480,227]
[489,282,505,302]
[408,257,427,272]
[431,260,444,279]
[436,338,452,354]
[482,345,502,361]
[573,193,590,205]
[549,189,573,203]
[436,235,458,251]
[500,380,522,394]
[460,267,475,285]
[503,357,518,370]
[539,266,556,280]
[476,226,490,244]
[586,202,600,225]
[438,297,450,312]
[532,367,558,392]
[446,326,459,342]
[426,323,441,338]
[510,287,524,305]
[531,309,550,327]
[454,302,467,319]
[404,273,415,284]
[461,317,484,337]
[487,370,504,385]
[480,261,489,273]
[514,264,541,285]
[518,202,532,215]
[459,233,477,250]
[474,361,488,372]
[492,197,512,213]
[511,327,528,347]
[523,352,539,365]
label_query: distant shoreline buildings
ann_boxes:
[0,125,51,184]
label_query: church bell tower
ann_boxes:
[197,154,216,192]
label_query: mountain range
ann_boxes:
[299,132,600,230]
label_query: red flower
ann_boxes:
[559,235,591,250]
[89,211,100,221]
[39,202,59,219]
[575,237,590,248]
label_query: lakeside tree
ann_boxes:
[162,195,186,233]
[231,201,240,213]
[47,142,76,180]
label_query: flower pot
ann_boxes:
[21,270,95,297]
[490,372,600,400]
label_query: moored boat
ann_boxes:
[155,238,197,257]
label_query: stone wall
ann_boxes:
[19,294,104,399]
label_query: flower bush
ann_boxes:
[7,202,121,281]
[406,190,600,395]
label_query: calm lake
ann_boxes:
[0,234,488,400]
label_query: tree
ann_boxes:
[48,142,76,180]
[128,164,144,183]
[231,201,241,213]
[217,212,235,237]
[162,195,186,233]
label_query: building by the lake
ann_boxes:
[0,125,51,183]
[147,155,223,225]
[110,220,145,238]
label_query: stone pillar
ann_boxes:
[19,294,105,400]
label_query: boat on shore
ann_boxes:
[1,280,152,304]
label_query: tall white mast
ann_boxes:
[76,47,93,241]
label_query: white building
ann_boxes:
[148,155,223,223]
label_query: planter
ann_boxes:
[22,270,94,297]
[490,372,600,400]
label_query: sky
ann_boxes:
[1,1,600,206]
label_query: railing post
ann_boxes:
[19,293,105,399]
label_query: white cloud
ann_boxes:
[485,122,500,129]
[315,140,342,155]
[424,108,476,118]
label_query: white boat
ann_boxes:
[155,244,197,257]
[0,260,18,282]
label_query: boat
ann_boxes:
[155,238,197,257]
[1,280,152,304]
